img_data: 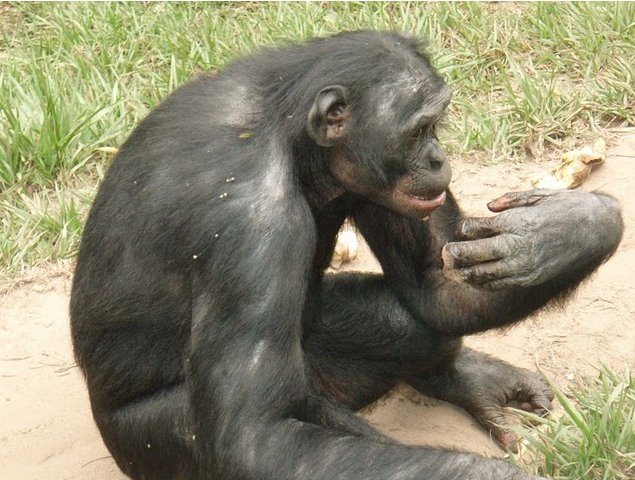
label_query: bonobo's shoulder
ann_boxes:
[157,72,253,108]
[135,71,261,137]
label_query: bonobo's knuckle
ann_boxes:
[594,192,624,229]
[507,261,539,287]
[446,242,462,261]
[518,274,539,288]
[458,217,498,240]
[544,387,555,402]
[472,266,498,283]
[457,218,473,238]
[499,234,518,255]
[460,267,481,284]
[489,237,506,259]
[480,408,505,427]
[486,278,512,290]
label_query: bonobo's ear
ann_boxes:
[307,85,351,147]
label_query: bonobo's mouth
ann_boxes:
[394,189,447,214]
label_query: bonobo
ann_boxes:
[71,31,623,480]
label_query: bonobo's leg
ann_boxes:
[304,273,454,411]
[93,278,540,480]
[304,273,552,451]
[92,384,198,480]
[304,274,549,479]
[303,283,454,452]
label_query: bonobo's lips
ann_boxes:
[394,189,447,214]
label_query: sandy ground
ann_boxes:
[1,132,634,479]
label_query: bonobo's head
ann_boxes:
[306,32,452,219]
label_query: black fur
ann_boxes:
[71,31,622,480]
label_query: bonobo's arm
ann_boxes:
[353,189,623,336]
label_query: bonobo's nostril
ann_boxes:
[425,139,446,172]
[430,159,443,172]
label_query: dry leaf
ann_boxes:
[532,139,606,189]
[95,146,119,154]
[330,222,359,269]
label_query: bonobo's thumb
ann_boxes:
[478,407,520,453]
[487,189,562,212]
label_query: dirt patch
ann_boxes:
[1,132,634,479]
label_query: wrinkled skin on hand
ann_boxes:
[412,348,554,453]
[458,359,553,452]
[442,189,623,290]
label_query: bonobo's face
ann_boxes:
[306,69,453,220]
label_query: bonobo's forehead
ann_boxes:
[373,70,451,132]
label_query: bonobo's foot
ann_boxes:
[409,348,553,451]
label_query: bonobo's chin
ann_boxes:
[391,189,447,219]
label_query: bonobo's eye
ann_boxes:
[408,127,424,143]
[408,118,444,147]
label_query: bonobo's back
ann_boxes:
[69,70,265,406]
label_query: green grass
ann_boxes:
[513,369,635,480]
[0,4,633,473]
[1,1,634,275]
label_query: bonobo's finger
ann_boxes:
[508,400,533,411]
[509,379,553,419]
[508,399,549,418]
[529,390,553,416]
[497,429,520,452]
[482,276,521,290]
[521,375,554,413]
[477,408,519,452]
[456,216,499,240]
[442,237,509,269]
[544,384,555,403]
[458,264,550,290]
[487,189,559,212]
[454,260,515,287]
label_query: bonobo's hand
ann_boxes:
[442,189,623,290]
[411,349,554,454]
[459,359,554,453]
